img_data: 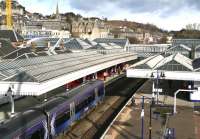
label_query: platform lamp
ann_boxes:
[150,72,155,100]
[149,71,165,139]
[149,72,155,139]
[7,86,15,117]
[153,70,165,104]
[160,71,166,78]
[150,72,154,78]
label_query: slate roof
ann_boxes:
[0,38,16,57]
[0,51,133,83]
[132,52,196,72]
[0,30,24,42]
[64,38,92,50]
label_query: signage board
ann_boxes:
[190,88,200,102]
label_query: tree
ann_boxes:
[158,36,168,44]
[173,29,200,39]
[128,37,140,44]
[185,23,200,30]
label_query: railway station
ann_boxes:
[1,27,200,138]
[1,33,200,139]
[0,0,200,139]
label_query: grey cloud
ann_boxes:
[116,0,170,13]
[68,0,200,17]
[186,0,200,9]
[68,0,117,11]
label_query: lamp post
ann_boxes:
[149,71,165,138]
[135,96,153,139]
[174,89,197,114]
[7,87,15,116]
[150,71,165,104]
[149,97,154,139]
[141,96,145,139]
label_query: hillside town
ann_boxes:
[0,0,170,44]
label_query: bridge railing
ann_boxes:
[82,49,126,55]
[127,44,170,57]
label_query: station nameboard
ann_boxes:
[190,88,200,102]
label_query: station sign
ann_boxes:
[153,88,163,93]
[190,88,200,102]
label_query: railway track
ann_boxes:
[59,77,146,139]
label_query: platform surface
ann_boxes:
[103,80,200,139]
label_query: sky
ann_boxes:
[6,0,200,31]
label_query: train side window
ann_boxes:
[55,112,70,128]
[75,102,81,113]
[65,112,70,120]
[85,96,89,105]
[84,97,89,106]
[75,100,87,113]
[88,94,95,104]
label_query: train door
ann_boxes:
[95,88,98,103]
[70,102,75,123]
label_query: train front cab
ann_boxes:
[16,111,48,139]
[0,81,105,139]
[0,110,48,139]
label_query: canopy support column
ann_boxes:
[7,87,15,117]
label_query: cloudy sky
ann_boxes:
[12,0,200,31]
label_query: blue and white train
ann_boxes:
[0,80,104,139]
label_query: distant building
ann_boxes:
[143,32,153,43]
[0,0,25,31]
[167,36,173,44]
[56,2,60,19]
[72,19,111,39]
[23,1,70,32]
[24,18,70,31]
[110,28,144,40]
[21,29,71,40]
[80,22,111,39]
[0,1,24,16]
[23,21,43,30]
[39,19,63,30]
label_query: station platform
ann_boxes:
[102,80,200,139]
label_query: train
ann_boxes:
[0,80,105,139]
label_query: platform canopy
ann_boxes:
[127,52,200,81]
[0,51,137,96]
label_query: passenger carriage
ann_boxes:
[0,80,104,139]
